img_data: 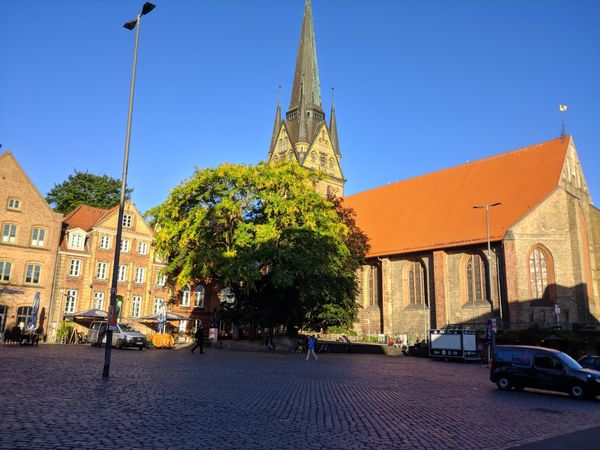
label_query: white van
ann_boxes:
[88,321,147,350]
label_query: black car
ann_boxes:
[490,345,600,400]
[578,355,600,371]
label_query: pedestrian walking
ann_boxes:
[306,334,318,361]
[191,323,204,354]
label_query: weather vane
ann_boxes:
[559,104,568,142]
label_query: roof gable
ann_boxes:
[0,151,59,219]
[344,136,570,257]
[302,122,344,179]
[95,200,155,237]
[558,140,591,201]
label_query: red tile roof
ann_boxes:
[63,205,115,231]
[344,136,570,258]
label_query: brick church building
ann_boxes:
[345,136,600,339]
[270,1,600,340]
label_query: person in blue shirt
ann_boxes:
[306,335,318,361]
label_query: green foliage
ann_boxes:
[325,325,356,335]
[46,170,133,214]
[56,321,73,343]
[149,161,368,332]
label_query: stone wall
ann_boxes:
[508,188,596,327]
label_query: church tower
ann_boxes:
[267,0,345,197]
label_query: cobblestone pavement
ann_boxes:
[1,345,599,450]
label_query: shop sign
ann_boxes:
[0,287,25,295]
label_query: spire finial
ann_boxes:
[278,85,282,108]
[559,104,568,142]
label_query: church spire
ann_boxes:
[289,0,322,113]
[268,89,282,155]
[268,0,344,197]
[329,88,341,158]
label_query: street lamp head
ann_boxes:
[141,2,156,16]
[123,3,155,30]
[473,202,502,209]
[123,19,137,30]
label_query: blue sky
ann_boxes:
[1,0,599,214]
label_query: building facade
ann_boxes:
[0,151,63,338]
[48,201,171,341]
[345,137,600,340]
[267,0,345,197]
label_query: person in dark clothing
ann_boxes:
[191,324,204,354]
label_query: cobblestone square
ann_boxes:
[1,345,599,449]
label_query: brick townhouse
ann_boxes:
[47,201,172,341]
[0,151,63,338]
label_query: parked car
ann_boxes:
[578,355,600,371]
[88,321,147,350]
[490,345,600,400]
[407,339,430,357]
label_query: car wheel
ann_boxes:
[116,339,123,349]
[496,376,512,391]
[569,384,586,400]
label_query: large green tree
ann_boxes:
[149,162,367,332]
[46,170,132,214]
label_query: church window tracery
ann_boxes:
[408,261,426,306]
[368,265,378,306]
[527,245,555,301]
[465,254,487,304]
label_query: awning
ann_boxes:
[68,309,108,320]
[136,312,192,322]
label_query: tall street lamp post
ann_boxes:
[103,2,156,378]
[473,202,501,363]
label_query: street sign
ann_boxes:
[485,319,497,342]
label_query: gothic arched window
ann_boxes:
[408,261,426,305]
[465,254,487,304]
[368,266,378,306]
[528,245,555,300]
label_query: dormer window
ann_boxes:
[7,198,21,210]
[123,214,133,228]
[69,232,84,250]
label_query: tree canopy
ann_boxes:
[149,162,369,332]
[46,170,132,214]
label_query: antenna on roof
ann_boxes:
[559,104,568,142]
